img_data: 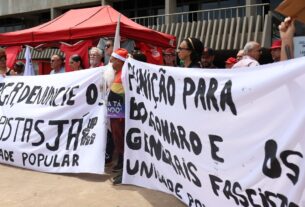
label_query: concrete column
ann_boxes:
[165,0,176,25]
[245,0,257,17]
[50,8,62,19]
[101,0,113,6]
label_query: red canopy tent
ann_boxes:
[0,6,175,48]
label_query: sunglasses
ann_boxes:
[177,47,191,51]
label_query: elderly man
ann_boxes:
[232,41,261,68]
[50,54,65,74]
[107,48,128,185]
[89,47,104,68]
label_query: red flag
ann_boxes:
[136,42,164,65]
[5,46,22,68]
[60,40,93,71]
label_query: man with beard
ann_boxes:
[89,47,104,68]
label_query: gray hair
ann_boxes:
[90,47,103,56]
[243,41,259,55]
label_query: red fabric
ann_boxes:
[60,40,92,71]
[113,48,128,60]
[225,57,237,64]
[0,6,176,48]
[38,60,52,75]
[5,46,22,68]
[136,42,164,65]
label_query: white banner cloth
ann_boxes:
[23,46,35,76]
[123,58,305,207]
[0,67,106,174]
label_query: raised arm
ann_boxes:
[279,17,295,60]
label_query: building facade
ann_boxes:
[0,0,290,73]
[2,0,301,52]
[0,0,281,32]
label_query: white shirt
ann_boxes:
[232,55,259,68]
[50,66,65,74]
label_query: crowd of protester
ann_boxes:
[0,16,299,185]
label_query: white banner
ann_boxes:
[0,67,107,174]
[123,58,305,206]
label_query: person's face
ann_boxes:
[177,41,191,61]
[50,55,62,70]
[236,51,244,61]
[105,41,114,56]
[201,53,214,68]
[0,56,7,69]
[13,65,23,74]
[69,58,81,70]
[248,44,262,61]
[163,53,176,66]
[109,56,124,71]
[89,50,102,67]
[271,48,281,62]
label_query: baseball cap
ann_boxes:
[270,39,282,49]
[225,57,237,64]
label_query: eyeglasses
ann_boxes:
[105,44,112,49]
[177,47,191,51]
[90,53,100,57]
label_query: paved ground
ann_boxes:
[0,164,186,207]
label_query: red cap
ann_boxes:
[111,48,128,62]
[225,57,237,64]
[270,39,281,49]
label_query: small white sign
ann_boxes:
[294,36,305,58]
